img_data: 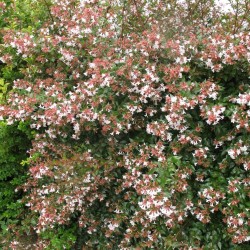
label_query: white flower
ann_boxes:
[108,222,119,231]
[89,62,95,68]
[228,149,236,159]
[146,210,161,221]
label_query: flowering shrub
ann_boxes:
[0,0,249,249]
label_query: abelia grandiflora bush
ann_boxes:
[0,0,249,249]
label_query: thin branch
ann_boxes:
[233,0,240,34]
[42,0,55,23]
[120,0,126,39]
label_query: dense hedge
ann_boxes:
[0,0,249,249]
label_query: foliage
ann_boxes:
[0,121,31,246]
[0,1,46,247]
[0,0,249,249]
